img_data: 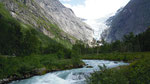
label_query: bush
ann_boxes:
[0,6,40,56]
[87,65,128,84]
[87,56,150,84]
[57,50,65,59]
[0,54,82,79]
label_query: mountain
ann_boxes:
[102,0,150,42]
[0,0,93,44]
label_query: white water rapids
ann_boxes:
[10,60,129,84]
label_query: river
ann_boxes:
[10,60,129,84]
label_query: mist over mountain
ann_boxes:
[102,0,150,42]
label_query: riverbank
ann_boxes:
[85,52,150,84]
[8,60,128,84]
[81,52,150,62]
[0,54,85,84]
[1,52,149,84]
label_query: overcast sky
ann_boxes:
[59,0,130,40]
[59,0,130,20]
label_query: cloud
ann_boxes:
[63,4,72,8]
[62,0,130,40]
[64,0,130,19]
[59,0,71,2]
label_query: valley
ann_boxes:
[0,0,150,84]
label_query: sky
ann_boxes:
[59,0,130,40]
[59,0,85,6]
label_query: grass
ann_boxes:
[1,1,74,49]
[0,2,85,84]
[85,52,150,84]
[0,3,12,19]
[34,14,74,48]
[0,3,83,81]
[82,52,150,62]
[0,54,83,79]
[15,0,74,48]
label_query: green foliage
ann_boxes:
[0,3,11,19]
[101,28,150,52]
[127,57,150,84]
[87,56,150,84]
[87,65,128,84]
[0,16,40,56]
[0,3,73,56]
[72,40,94,54]
[0,3,83,80]
[82,52,150,62]
[83,27,150,84]
[0,3,40,56]
[57,50,65,59]
[0,54,82,79]
[73,27,150,55]
[72,40,85,54]
[70,50,81,66]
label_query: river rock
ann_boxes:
[86,66,93,68]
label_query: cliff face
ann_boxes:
[102,0,150,42]
[0,0,93,44]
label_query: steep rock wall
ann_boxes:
[0,0,93,44]
[102,0,150,42]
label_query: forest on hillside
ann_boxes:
[74,27,150,84]
[0,3,82,81]
[1,1,150,84]
[73,27,150,54]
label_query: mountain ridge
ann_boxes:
[102,0,150,42]
[0,0,93,44]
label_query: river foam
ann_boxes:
[10,60,129,84]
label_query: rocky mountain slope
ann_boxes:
[102,0,150,42]
[0,0,93,44]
